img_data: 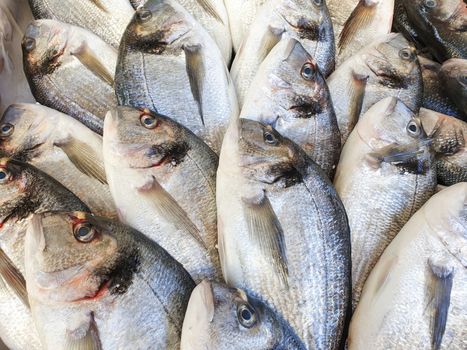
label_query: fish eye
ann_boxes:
[237,303,257,328]
[313,0,323,6]
[399,49,414,61]
[263,131,278,145]
[301,63,315,81]
[459,76,467,85]
[23,37,36,52]
[0,169,10,183]
[140,114,159,129]
[406,120,422,137]
[136,8,152,22]
[73,223,96,243]
[424,0,437,8]
[0,123,14,137]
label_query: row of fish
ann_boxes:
[0,0,465,349]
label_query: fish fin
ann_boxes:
[137,176,206,249]
[428,258,454,350]
[242,191,288,286]
[65,315,102,350]
[368,143,429,175]
[71,43,114,86]
[184,44,205,126]
[55,138,107,184]
[196,0,223,23]
[338,0,376,52]
[258,26,283,64]
[88,0,108,13]
[0,248,28,307]
[344,71,368,140]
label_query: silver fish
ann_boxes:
[334,97,437,309]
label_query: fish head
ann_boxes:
[104,106,189,169]
[181,281,301,349]
[0,104,52,161]
[124,0,192,53]
[441,58,467,88]
[22,19,70,76]
[25,211,121,303]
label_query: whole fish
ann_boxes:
[349,183,467,350]
[103,106,221,283]
[420,108,467,186]
[181,280,307,349]
[0,103,117,218]
[0,157,89,350]
[440,58,467,120]
[403,0,467,61]
[327,33,422,144]
[337,0,395,64]
[0,0,35,116]
[224,0,267,52]
[419,56,465,120]
[334,97,437,309]
[230,0,335,106]
[22,19,118,134]
[28,0,134,48]
[217,118,351,349]
[326,0,359,41]
[241,37,341,178]
[115,0,237,153]
[25,211,195,349]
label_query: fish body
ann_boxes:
[440,58,467,120]
[334,97,437,309]
[327,0,359,42]
[217,118,351,349]
[115,0,237,153]
[181,280,307,350]
[349,183,467,350]
[103,107,221,283]
[420,108,467,186]
[230,0,335,106]
[22,19,118,134]
[28,0,134,48]
[0,103,117,218]
[25,211,195,349]
[0,158,90,350]
[241,38,340,178]
[393,0,424,47]
[327,33,422,144]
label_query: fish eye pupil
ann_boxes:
[77,226,89,237]
[0,123,13,136]
[237,304,257,328]
[264,132,276,144]
[74,223,95,243]
[409,124,417,132]
[24,37,35,51]
[241,309,252,321]
[0,171,6,180]
[137,9,152,22]
[425,0,436,8]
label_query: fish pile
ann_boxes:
[0,0,465,349]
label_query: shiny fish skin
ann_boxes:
[349,183,467,350]
[181,280,307,350]
[25,212,195,350]
[327,0,359,42]
[327,33,422,144]
[28,0,134,48]
[334,97,437,310]
[115,0,237,153]
[22,20,118,135]
[440,58,467,120]
[0,158,89,350]
[103,107,222,283]
[0,103,117,218]
[217,118,351,349]
[230,0,335,106]
[420,108,467,186]
[241,37,341,178]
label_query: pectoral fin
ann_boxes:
[55,138,107,184]
[196,0,223,23]
[184,44,205,126]
[0,248,28,307]
[242,191,288,286]
[259,27,283,64]
[339,0,376,52]
[71,43,114,86]
[368,143,429,175]
[341,71,368,141]
[89,0,108,13]
[65,315,102,350]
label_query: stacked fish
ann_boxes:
[0,0,465,349]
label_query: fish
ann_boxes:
[334,97,437,310]
[326,0,359,41]
[419,108,467,186]
[217,118,351,349]
[337,0,395,64]
[440,58,467,120]
[349,183,467,350]
[24,211,195,349]
[240,37,341,178]
[419,56,465,120]
[0,103,117,218]
[327,33,423,144]
[0,0,35,116]
[181,280,307,350]
[0,157,90,350]
[392,0,424,48]
[22,19,118,135]
[28,0,134,48]
[403,0,467,62]
[115,0,237,153]
[230,0,335,106]
[224,0,267,52]
[103,106,221,283]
